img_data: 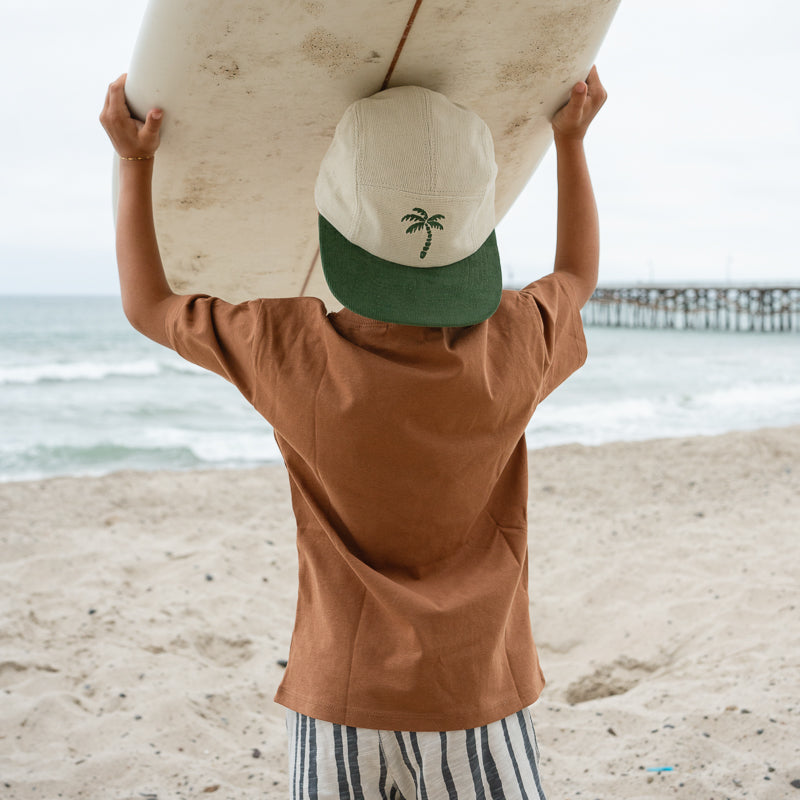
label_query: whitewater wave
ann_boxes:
[0,433,282,483]
[528,379,800,448]
[0,359,203,385]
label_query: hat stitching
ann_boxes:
[424,89,436,195]
[355,184,486,199]
[350,101,365,243]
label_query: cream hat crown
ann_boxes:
[314,85,502,327]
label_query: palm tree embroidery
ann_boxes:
[402,208,446,260]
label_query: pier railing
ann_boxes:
[582,285,800,331]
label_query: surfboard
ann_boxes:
[116,0,620,305]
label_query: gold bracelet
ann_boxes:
[120,154,154,161]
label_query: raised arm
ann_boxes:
[550,65,607,308]
[99,74,184,346]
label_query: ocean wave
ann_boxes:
[693,381,800,410]
[0,433,282,483]
[528,380,800,448]
[0,359,203,385]
[0,441,199,474]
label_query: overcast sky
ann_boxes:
[1,0,798,294]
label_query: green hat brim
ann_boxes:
[318,215,502,327]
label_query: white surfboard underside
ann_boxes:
[117,0,620,305]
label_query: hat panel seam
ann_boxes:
[351,100,365,242]
[424,89,436,194]
[470,184,496,252]
[356,184,487,200]
[473,190,490,253]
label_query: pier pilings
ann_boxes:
[582,286,800,331]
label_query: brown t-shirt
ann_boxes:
[166,273,586,731]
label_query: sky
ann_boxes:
[1,0,799,294]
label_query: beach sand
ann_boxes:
[1,426,798,799]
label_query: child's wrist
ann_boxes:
[118,156,155,187]
[553,131,586,150]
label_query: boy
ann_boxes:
[100,66,606,799]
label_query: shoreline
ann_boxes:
[2,425,798,799]
[2,422,797,487]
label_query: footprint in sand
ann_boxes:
[191,632,255,667]
[0,660,59,689]
[564,655,667,704]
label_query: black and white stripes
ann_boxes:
[286,708,547,800]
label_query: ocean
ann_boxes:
[1,295,798,482]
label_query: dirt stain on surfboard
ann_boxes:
[434,0,478,24]
[497,5,597,88]
[176,177,222,211]
[303,1,325,17]
[301,28,365,75]
[170,253,210,292]
[201,52,241,81]
[504,114,533,138]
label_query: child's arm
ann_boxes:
[99,74,184,347]
[550,65,607,308]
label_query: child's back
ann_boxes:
[166,270,584,730]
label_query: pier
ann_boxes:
[582,285,800,332]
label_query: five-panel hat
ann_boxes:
[315,85,502,327]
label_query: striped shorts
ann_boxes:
[285,708,547,800]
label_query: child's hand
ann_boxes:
[551,65,606,142]
[99,74,163,159]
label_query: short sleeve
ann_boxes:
[518,272,588,401]
[164,295,266,404]
[164,294,329,417]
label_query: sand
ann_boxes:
[1,426,798,800]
